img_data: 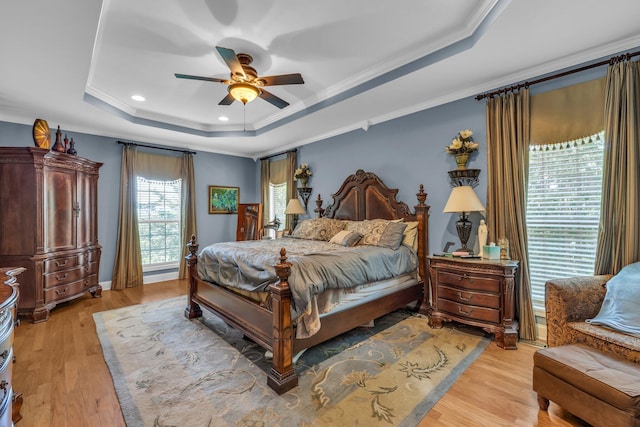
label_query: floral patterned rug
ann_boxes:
[94,297,490,427]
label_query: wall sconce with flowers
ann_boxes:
[446,129,479,170]
[294,163,313,209]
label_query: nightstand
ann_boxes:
[427,256,519,349]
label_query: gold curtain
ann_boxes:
[286,151,298,231]
[485,89,536,341]
[179,153,197,279]
[113,147,198,287]
[530,77,605,145]
[260,159,270,227]
[595,60,640,274]
[111,145,143,290]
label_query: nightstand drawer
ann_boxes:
[437,285,500,309]
[439,299,501,324]
[438,270,500,293]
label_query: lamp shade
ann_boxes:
[443,186,485,213]
[228,82,260,104]
[285,198,306,215]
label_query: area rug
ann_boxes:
[94,297,490,427]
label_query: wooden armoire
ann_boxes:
[0,147,102,322]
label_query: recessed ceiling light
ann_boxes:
[218,116,229,121]
[131,95,146,102]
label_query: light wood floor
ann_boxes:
[12,279,589,427]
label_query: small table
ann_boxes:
[427,256,519,349]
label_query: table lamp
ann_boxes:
[443,186,485,254]
[285,198,306,231]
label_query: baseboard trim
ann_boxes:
[99,270,179,291]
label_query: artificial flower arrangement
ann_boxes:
[294,163,312,180]
[445,129,480,155]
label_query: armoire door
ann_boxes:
[236,203,262,241]
[43,167,76,252]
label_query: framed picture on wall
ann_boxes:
[208,185,239,214]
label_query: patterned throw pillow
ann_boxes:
[291,218,345,241]
[345,219,393,246]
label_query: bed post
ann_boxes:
[414,184,430,315]
[267,248,298,394]
[184,234,203,319]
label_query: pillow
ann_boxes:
[345,219,393,246]
[376,222,408,250]
[291,218,345,241]
[586,262,640,337]
[329,230,362,247]
[402,221,419,251]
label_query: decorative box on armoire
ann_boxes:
[0,147,102,322]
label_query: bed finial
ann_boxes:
[187,234,199,256]
[314,194,324,218]
[416,184,427,206]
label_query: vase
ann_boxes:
[298,177,308,188]
[454,152,469,170]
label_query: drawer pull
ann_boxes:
[458,274,471,281]
[55,259,69,267]
[55,288,68,295]
[457,292,472,302]
[0,350,8,364]
[458,306,473,316]
[55,273,69,281]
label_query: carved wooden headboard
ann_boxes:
[320,169,430,280]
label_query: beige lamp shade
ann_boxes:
[285,198,306,215]
[443,186,485,213]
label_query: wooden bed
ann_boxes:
[184,169,430,394]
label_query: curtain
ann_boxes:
[595,60,640,274]
[260,159,270,227]
[112,147,198,288]
[286,151,297,231]
[485,89,536,341]
[179,153,197,279]
[111,145,143,290]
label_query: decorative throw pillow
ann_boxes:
[345,219,393,246]
[402,221,419,251]
[329,230,362,247]
[376,222,408,250]
[586,261,640,337]
[291,218,345,241]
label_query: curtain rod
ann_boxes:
[259,148,297,161]
[117,140,196,155]
[475,49,640,101]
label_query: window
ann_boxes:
[137,177,182,270]
[269,182,287,231]
[526,131,604,312]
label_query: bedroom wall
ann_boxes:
[0,49,618,286]
[0,121,258,285]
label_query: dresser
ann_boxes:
[0,267,23,425]
[0,147,102,322]
[427,256,519,349]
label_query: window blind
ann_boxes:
[526,132,604,312]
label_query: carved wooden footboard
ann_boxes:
[185,170,430,394]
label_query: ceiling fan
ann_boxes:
[175,46,304,109]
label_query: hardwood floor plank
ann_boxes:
[13,279,589,426]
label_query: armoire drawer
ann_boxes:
[44,253,83,273]
[44,280,88,303]
[43,266,85,288]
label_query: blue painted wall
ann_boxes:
[0,121,257,282]
[0,50,619,283]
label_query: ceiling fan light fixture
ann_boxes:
[229,82,260,105]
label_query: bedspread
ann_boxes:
[197,237,417,321]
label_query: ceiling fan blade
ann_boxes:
[218,93,235,105]
[259,89,289,109]
[215,46,245,78]
[259,73,304,86]
[175,73,229,84]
